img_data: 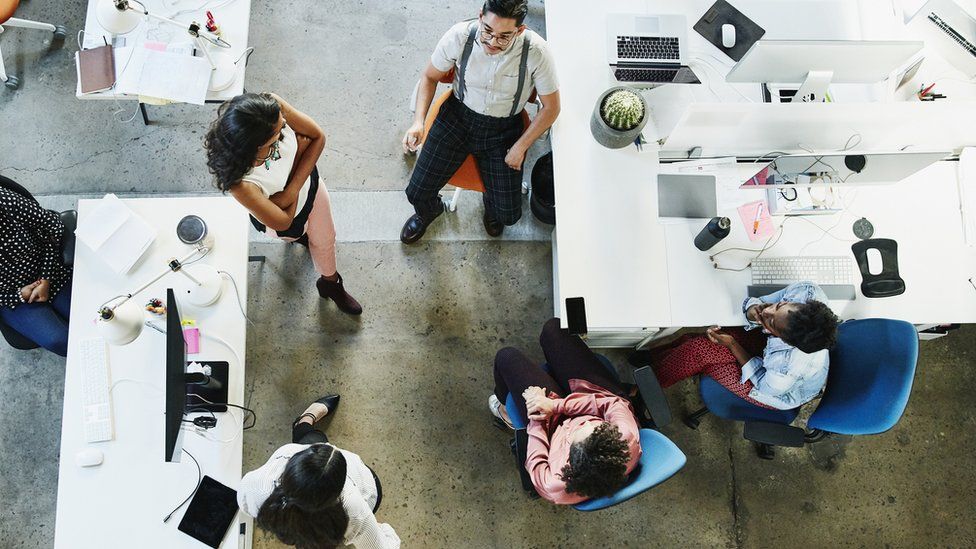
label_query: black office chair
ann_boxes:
[0,175,77,351]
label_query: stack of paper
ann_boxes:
[75,194,157,274]
[114,44,212,105]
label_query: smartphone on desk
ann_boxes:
[565,297,587,337]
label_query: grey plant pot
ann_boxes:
[590,86,649,149]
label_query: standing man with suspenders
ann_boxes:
[400,0,561,243]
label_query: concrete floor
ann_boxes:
[1,1,976,548]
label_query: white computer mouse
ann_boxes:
[75,448,104,468]
[722,24,736,48]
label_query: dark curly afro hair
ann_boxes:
[780,300,839,353]
[559,422,631,498]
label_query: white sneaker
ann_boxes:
[488,394,514,430]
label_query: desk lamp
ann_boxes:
[95,0,237,92]
[96,216,223,345]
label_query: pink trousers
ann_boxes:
[273,183,338,277]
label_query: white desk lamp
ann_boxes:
[95,0,237,92]
[97,216,223,345]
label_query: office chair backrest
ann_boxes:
[807,318,918,436]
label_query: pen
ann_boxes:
[752,203,764,234]
[969,278,976,292]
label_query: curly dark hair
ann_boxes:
[780,300,840,353]
[559,422,630,498]
[203,92,281,191]
[256,444,349,549]
[483,0,529,25]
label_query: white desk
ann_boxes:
[54,197,252,548]
[77,0,252,103]
[546,0,976,347]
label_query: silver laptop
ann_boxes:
[657,174,717,218]
[606,14,701,85]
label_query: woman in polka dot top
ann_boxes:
[0,183,72,356]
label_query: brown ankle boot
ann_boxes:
[316,273,363,315]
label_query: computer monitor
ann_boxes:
[741,150,949,189]
[726,40,924,102]
[164,288,228,463]
[165,288,188,463]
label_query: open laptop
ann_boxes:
[606,14,701,84]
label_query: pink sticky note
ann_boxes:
[143,41,168,52]
[183,328,200,354]
[737,200,774,242]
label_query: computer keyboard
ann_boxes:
[80,337,114,443]
[616,36,679,60]
[613,67,680,83]
[749,256,857,300]
[928,12,976,58]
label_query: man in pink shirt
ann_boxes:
[489,319,642,504]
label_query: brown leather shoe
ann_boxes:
[400,202,444,244]
[483,210,504,237]
[316,273,363,315]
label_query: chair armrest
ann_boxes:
[743,421,805,447]
[511,429,537,495]
[633,365,672,429]
[58,210,77,267]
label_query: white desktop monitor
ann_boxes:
[726,40,924,102]
[741,150,949,188]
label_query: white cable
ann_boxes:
[218,271,253,325]
[688,55,755,103]
[201,330,245,369]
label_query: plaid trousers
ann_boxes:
[406,94,525,225]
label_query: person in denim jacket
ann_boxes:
[649,282,840,410]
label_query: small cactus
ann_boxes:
[600,89,644,131]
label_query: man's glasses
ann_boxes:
[480,23,516,47]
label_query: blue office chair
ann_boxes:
[680,319,919,459]
[506,355,687,511]
[0,175,76,351]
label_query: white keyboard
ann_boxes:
[80,338,114,443]
[751,256,854,286]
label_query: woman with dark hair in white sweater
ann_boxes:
[237,395,400,549]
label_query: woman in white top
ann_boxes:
[238,395,400,549]
[204,93,361,314]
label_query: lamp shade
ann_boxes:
[97,299,145,345]
[96,0,142,35]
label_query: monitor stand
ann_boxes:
[185,361,229,412]
[792,70,833,103]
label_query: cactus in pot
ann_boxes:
[590,86,649,149]
[601,89,645,131]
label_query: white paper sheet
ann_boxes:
[960,147,976,246]
[75,194,157,274]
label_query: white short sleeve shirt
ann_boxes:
[431,21,559,118]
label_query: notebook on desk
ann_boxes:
[77,45,115,94]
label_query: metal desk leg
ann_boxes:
[140,103,150,125]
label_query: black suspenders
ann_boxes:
[454,22,532,117]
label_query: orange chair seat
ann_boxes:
[0,0,20,25]
[421,89,531,193]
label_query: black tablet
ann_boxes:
[177,475,239,548]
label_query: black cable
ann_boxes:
[185,394,257,429]
[163,448,202,523]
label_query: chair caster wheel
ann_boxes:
[53,26,68,40]
[4,76,19,90]
[683,416,701,430]
[448,203,457,212]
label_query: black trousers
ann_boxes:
[290,422,383,513]
[493,318,627,420]
[406,95,525,225]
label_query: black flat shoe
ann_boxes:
[483,211,504,237]
[400,203,444,244]
[292,394,341,429]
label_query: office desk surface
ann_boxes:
[546,0,976,336]
[78,0,252,102]
[54,197,251,549]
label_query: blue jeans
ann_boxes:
[0,282,71,356]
